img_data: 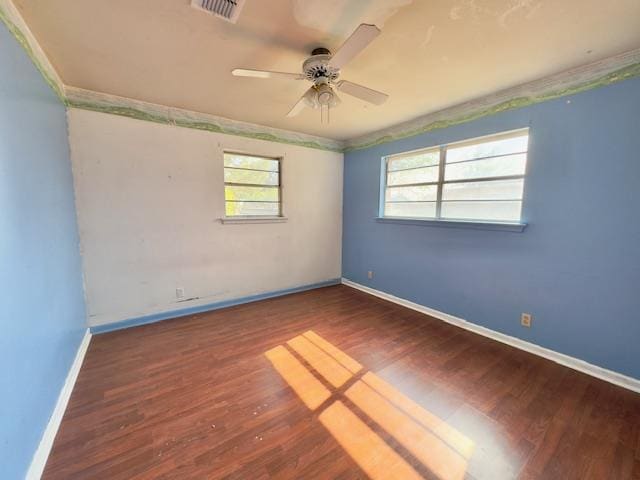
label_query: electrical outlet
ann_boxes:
[176,287,185,299]
[521,313,532,328]
[367,270,374,279]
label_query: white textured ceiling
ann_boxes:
[15,0,640,140]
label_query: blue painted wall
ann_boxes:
[0,23,87,478]
[343,77,640,380]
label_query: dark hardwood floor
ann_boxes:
[43,285,640,479]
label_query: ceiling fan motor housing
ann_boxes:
[311,47,331,56]
[303,54,340,84]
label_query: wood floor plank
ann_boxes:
[42,285,640,479]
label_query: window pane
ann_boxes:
[442,179,524,201]
[224,153,279,171]
[441,201,522,222]
[387,165,439,186]
[387,150,440,171]
[385,202,437,218]
[385,185,437,202]
[444,153,526,181]
[225,185,279,202]
[225,201,279,216]
[224,168,279,186]
[447,133,528,163]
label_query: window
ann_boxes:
[382,129,529,223]
[224,152,282,217]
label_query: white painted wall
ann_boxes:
[68,109,343,327]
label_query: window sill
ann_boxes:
[376,217,527,232]
[220,216,288,225]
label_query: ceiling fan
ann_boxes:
[232,24,389,122]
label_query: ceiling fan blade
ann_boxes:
[286,98,306,118]
[329,24,380,70]
[232,69,304,80]
[287,87,320,117]
[286,88,314,117]
[336,80,388,105]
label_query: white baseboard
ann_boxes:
[341,278,640,394]
[26,329,92,480]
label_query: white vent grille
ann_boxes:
[191,0,245,23]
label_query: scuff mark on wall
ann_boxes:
[525,2,543,19]
[448,0,542,27]
[498,0,542,27]
[449,6,462,20]
[420,25,435,49]
[449,0,488,24]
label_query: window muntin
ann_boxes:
[224,152,282,217]
[383,130,529,223]
[387,149,440,171]
[387,165,440,186]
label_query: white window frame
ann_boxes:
[221,151,287,224]
[380,128,529,226]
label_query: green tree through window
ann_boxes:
[224,153,281,217]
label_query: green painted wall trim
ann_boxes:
[65,98,344,152]
[0,4,64,101]
[344,61,640,152]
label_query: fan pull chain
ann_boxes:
[320,104,330,124]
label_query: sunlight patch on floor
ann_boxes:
[264,345,331,410]
[319,400,423,480]
[265,330,475,480]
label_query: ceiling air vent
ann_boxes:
[191,0,246,23]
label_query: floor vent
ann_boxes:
[191,0,245,23]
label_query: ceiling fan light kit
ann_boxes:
[231,24,389,124]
